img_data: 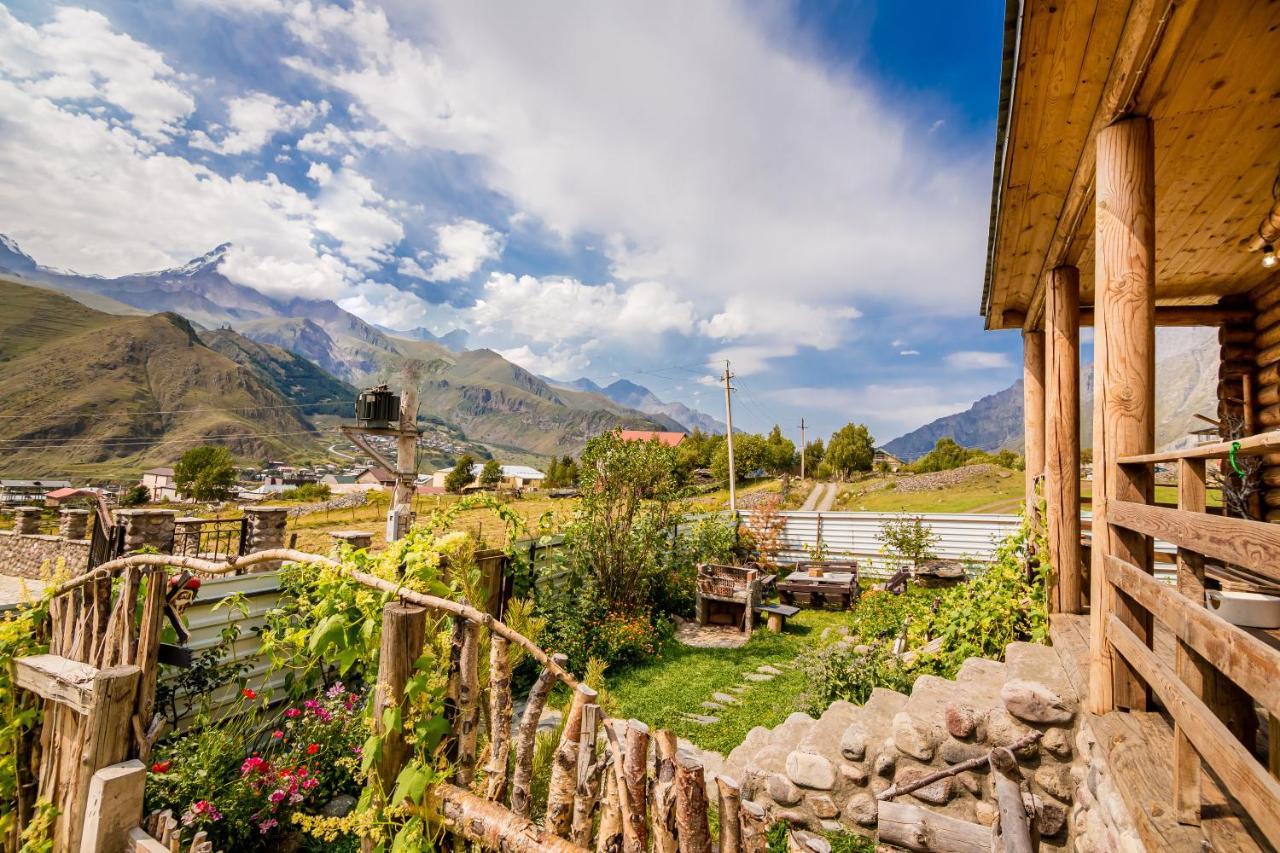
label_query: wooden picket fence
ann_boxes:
[11,547,767,853]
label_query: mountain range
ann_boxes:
[549,377,727,434]
[883,326,1220,460]
[0,236,725,470]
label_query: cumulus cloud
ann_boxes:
[496,343,593,379]
[190,92,327,155]
[0,5,193,140]
[424,219,505,281]
[945,350,1012,370]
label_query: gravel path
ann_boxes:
[800,482,839,511]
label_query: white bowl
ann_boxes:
[1205,590,1280,629]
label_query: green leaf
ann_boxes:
[382,705,402,734]
[309,614,345,654]
[337,646,360,674]
[391,764,429,805]
[360,734,382,773]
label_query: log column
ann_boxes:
[1090,116,1156,714]
[1023,329,1047,520]
[1045,266,1082,613]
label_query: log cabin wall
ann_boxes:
[1249,279,1280,521]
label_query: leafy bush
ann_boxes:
[444,454,475,493]
[120,483,150,506]
[877,514,939,568]
[798,642,918,715]
[282,482,331,501]
[907,437,1024,473]
[174,445,238,501]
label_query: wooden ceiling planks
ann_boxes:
[984,0,1280,329]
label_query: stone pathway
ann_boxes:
[676,660,801,727]
[0,574,43,612]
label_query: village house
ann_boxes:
[616,429,686,446]
[430,463,545,491]
[872,448,903,472]
[139,467,178,502]
[0,478,72,506]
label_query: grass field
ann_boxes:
[833,467,1025,514]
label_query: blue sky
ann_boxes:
[0,0,1022,445]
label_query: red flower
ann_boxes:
[151,760,171,774]
[272,730,284,739]
[306,743,319,755]
[242,688,256,700]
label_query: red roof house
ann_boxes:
[616,430,686,447]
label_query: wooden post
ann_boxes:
[79,759,145,853]
[484,635,513,801]
[622,721,650,853]
[133,569,168,759]
[1173,457,1206,824]
[674,754,712,853]
[372,604,426,797]
[1090,115,1156,714]
[455,618,481,787]
[990,747,1037,853]
[571,704,603,847]
[545,683,597,836]
[1023,329,1047,521]
[511,652,567,817]
[67,665,141,852]
[1045,265,1082,613]
[739,800,769,853]
[716,776,743,853]
[651,730,679,853]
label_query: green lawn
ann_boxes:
[833,468,1025,514]
[606,609,852,754]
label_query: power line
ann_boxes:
[0,401,334,419]
[0,428,340,451]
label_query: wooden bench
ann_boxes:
[755,603,800,633]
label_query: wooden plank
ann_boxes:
[80,760,145,853]
[875,800,990,853]
[1174,458,1206,824]
[70,665,142,852]
[1107,616,1280,847]
[127,827,171,853]
[1106,500,1280,584]
[1105,554,1280,719]
[1119,429,1280,464]
[13,654,98,714]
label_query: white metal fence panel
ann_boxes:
[742,511,1023,577]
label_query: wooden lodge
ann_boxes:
[984,0,1280,849]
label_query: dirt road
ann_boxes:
[799,482,839,511]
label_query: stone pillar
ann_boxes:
[59,508,90,541]
[114,509,177,554]
[331,530,374,551]
[243,506,289,572]
[173,517,204,556]
[13,506,43,535]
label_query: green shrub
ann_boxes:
[282,482,331,501]
[798,642,919,715]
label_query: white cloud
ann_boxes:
[296,121,393,156]
[701,297,859,350]
[0,6,194,140]
[496,343,592,379]
[190,92,327,155]
[336,280,436,329]
[470,273,697,344]
[900,349,920,356]
[945,351,1012,370]
[279,0,989,330]
[425,219,504,281]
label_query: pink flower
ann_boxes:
[181,800,222,826]
[271,730,283,739]
[241,756,268,776]
[269,790,286,804]
[258,818,278,834]
[284,708,301,719]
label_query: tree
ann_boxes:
[445,454,476,493]
[558,455,579,487]
[173,445,237,501]
[804,438,825,475]
[479,458,503,489]
[120,484,149,506]
[763,425,797,475]
[711,432,766,483]
[909,437,971,473]
[825,423,875,480]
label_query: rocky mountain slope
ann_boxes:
[884,327,1219,459]
[0,279,325,475]
[592,378,726,434]
[198,328,357,417]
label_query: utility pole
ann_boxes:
[389,379,420,541]
[723,360,737,513]
[799,418,806,482]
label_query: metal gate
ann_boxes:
[87,512,124,570]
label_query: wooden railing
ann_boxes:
[1099,432,1280,845]
[15,548,774,853]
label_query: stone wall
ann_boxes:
[0,530,90,578]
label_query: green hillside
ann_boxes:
[0,279,326,478]
[199,328,356,416]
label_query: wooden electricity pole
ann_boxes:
[723,361,737,513]
[799,418,806,482]
[341,362,424,543]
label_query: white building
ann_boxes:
[431,464,545,490]
[140,467,179,502]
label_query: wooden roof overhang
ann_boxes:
[981,0,1280,332]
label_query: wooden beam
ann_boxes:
[1119,429,1280,464]
[70,665,141,853]
[875,800,990,853]
[1173,458,1206,825]
[1021,0,1186,331]
[1107,616,1280,847]
[13,654,99,714]
[1078,305,1254,327]
[427,782,588,853]
[1024,329,1047,521]
[1046,265,1082,613]
[1104,553,1280,720]
[1091,115,1156,714]
[1106,499,1280,585]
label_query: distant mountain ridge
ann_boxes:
[884,327,1220,459]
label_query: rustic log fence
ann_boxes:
[11,547,785,853]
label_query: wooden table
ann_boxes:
[777,570,859,610]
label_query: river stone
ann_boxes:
[322,794,356,817]
[809,794,839,819]
[873,739,897,778]
[940,738,986,765]
[786,751,836,790]
[985,708,1038,759]
[1036,765,1074,802]
[713,692,739,705]
[840,724,868,761]
[840,763,868,786]
[767,773,803,806]
[892,712,937,761]
[1042,727,1072,760]
[894,767,954,805]
[945,703,979,739]
[845,793,878,827]
[1001,679,1074,724]
[975,801,997,827]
